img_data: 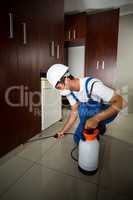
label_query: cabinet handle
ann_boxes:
[22,22,27,45]
[96,61,99,70]
[9,13,14,39]
[56,44,60,59]
[50,41,55,57]
[102,60,105,70]
[73,29,76,40]
[68,31,71,40]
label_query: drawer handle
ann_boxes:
[102,60,105,70]
[73,29,76,40]
[96,61,99,70]
[68,30,71,40]
[9,13,14,39]
[22,22,27,45]
[57,45,60,59]
[51,41,55,57]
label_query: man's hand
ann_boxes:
[55,103,78,139]
[84,117,98,130]
[56,131,65,138]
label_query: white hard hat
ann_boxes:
[47,64,69,87]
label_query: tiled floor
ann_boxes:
[0,109,133,200]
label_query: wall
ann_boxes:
[64,0,133,13]
[116,14,133,113]
[68,46,85,78]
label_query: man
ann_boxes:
[47,64,124,144]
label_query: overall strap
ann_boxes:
[70,92,79,102]
[85,77,100,99]
[71,77,95,102]
[85,77,94,99]
[71,77,100,102]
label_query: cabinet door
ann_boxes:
[72,14,87,41]
[65,15,72,41]
[102,10,119,87]
[13,0,41,143]
[52,0,64,64]
[85,12,104,80]
[0,3,20,156]
[65,14,87,42]
[85,9,119,88]
[14,0,64,143]
[34,0,64,72]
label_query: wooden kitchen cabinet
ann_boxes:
[0,0,64,157]
[0,2,20,156]
[65,14,87,42]
[64,9,119,87]
[85,9,119,88]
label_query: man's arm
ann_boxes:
[57,103,78,138]
[95,94,124,121]
[85,93,126,129]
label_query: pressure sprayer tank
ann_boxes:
[78,128,100,175]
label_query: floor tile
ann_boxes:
[15,109,74,163]
[0,145,24,167]
[17,136,57,162]
[98,188,130,200]
[100,135,133,198]
[37,134,105,185]
[107,114,133,145]
[0,163,97,200]
[0,156,33,197]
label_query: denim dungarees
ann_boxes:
[71,77,117,144]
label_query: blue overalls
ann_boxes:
[71,77,117,144]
